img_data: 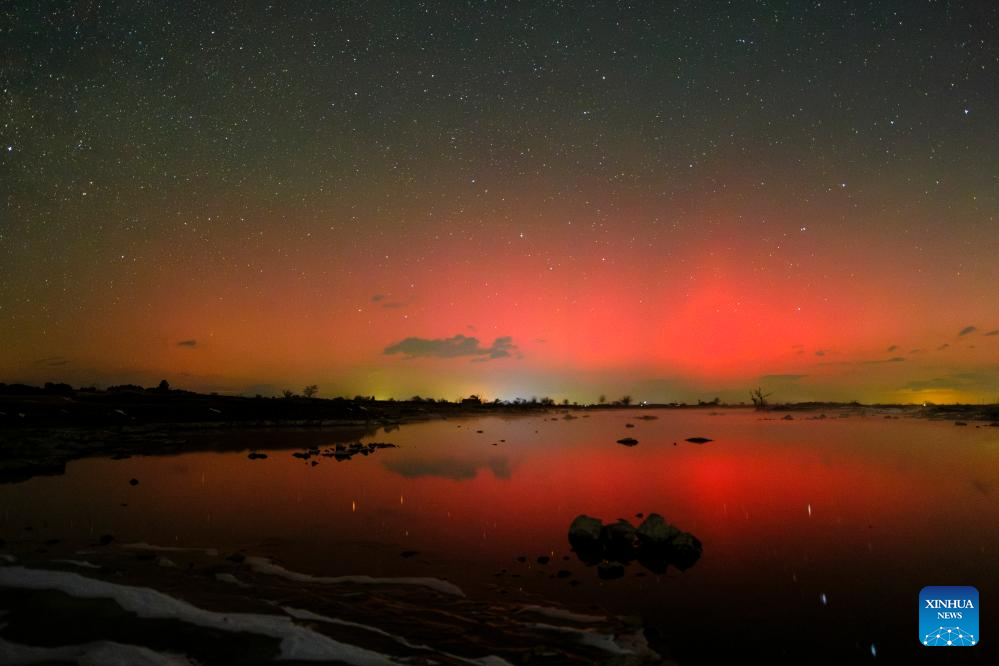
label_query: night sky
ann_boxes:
[2,1,998,403]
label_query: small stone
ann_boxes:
[597,561,625,580]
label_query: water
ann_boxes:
[2,409,997,663]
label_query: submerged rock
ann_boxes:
[616,437,638,446]
[247,452,268,460]
[685,437,712,444]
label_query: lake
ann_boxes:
[1,409,996,664]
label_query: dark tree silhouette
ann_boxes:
[156,379,170,392]
[303,384,319,398]
[750,387,773,410]
[620,395,633,406]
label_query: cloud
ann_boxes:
[937,343,950,351]
[177,339,198,348]
[909,349,922,354]
[861,356,906,365]
[384,334,519,361]
[33,356,70,367]
[759,374,807,382]
[986,330,999,337]
[958,325,977,336]
[886,344,898,352]
[814,349,827,357]
[371,294,385,302]
[903,371,999,392]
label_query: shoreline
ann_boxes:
[2,389,997,485]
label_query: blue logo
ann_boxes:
[919,586,978,646]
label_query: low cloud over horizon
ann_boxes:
[384,334,519,361]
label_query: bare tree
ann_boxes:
[282,389,295,399]
[750,387,773,411]
[620,395,633,406]
[598,394,606,405]
[303,384,319,398]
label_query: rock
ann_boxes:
[636,514,679,548]
[247,452,268,460]
[685,437,712,444]
[516,556,527,563]
[601,519,637,550]
[597,561,625,580]
[625,423,635,428]
[670,532,703,570]
[782,414,794,420]
[98,534,114,546]
[556,569,572,578]
[226,552,246,563]
[616,437,638,446]
[128,478,139,486]
[292,452,310,459]
[568,515,603,545]
[536,555,550,565]
[955,421,967,426]
[401,550,419,558]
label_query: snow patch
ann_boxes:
[122,542,219,557]
[517,605,606,623]
[0,566,399,664]
[247,557,464,597]
[0,637,193,666]
[51,559,102,570]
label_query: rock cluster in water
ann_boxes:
[568,513,702,578]
[295,441,397,463]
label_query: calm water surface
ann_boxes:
[2,409,997,663]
